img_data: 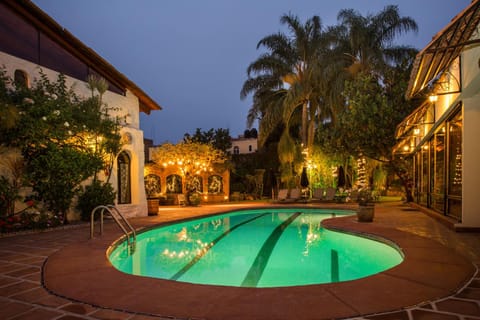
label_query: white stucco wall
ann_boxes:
[1,51,148,217]
[452,43,480,228]
[230,138,258,154]
[461,95,480,227]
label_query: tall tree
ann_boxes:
[335,5,418,76]
[183,128,231,153]
[241,14,326,149]
[318,58,418,199]
[241,13,342,185]
[316,6,419,199]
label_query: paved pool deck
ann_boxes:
[1,201,480,319]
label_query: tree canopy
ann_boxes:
[241,6,419,196]
[183,127,232,153]
[151,141,226,176]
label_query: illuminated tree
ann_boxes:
[150,141,227,204]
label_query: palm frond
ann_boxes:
[246,54,291,78]
[240,75,283,100]
[257,99,285,147]
[277,130,296,164]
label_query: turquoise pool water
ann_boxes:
[109,208,403,288]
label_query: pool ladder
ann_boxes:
[90,205,136,253]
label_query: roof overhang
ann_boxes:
[395,103,429,139]
[406,0,480,99]
[392,101,432,155]
[5,0,162,114]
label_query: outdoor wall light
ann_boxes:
[413,128,420,135]
[429,95,438,102]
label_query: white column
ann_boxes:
[459,95,480,227]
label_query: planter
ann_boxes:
[188,192,201,206]
[357,204,374,222]
[147,198,159,216]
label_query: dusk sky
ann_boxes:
[32,0,471,144]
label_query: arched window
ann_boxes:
[233,146,239,154]
[248,145,252,152]
[14,69,29,88]
[166,174,182,193]
[208,175,223,194]
[117,151,131,204]
[144,174,161,198]
[188,175,203,192]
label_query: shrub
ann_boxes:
[0,176,20,216]
[0,71,122,222]
[0,208,63,233]
[77,181,115,221]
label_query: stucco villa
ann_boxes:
[229,134,258,154]
[394,0,480,230]
[0,0,162,218]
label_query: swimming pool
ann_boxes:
[109,208,403,288]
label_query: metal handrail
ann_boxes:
[107,205,136,241]
[90,205,136,248]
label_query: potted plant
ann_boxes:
[188,191,201,206]
[357,188,375,222]
[144,174,161,215]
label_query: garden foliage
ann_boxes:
[0,69,121,228]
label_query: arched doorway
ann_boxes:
[117,151,131,204]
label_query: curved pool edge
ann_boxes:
[107,207,365,288]
[42,205,477,320]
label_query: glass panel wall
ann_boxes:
[411,104,462,221]
[447,110,462,219]
[414,152,420,203]
[419,145,429,206]
[432,126,445,212]
[428,139,435,208]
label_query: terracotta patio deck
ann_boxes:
[1,201,480,319]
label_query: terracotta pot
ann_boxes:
[357,204,374,222]
[147,198,159,216]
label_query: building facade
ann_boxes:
[394,0,480,229]
[0,0,162,218]
[144,163,230,205]
[229,135,258,154]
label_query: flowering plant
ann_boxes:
[0,208,63,233]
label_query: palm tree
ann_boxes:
[335,5,418,76]
[241,13,337,158]
[243,78,288,147]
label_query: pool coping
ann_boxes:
[42,206,476,320]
